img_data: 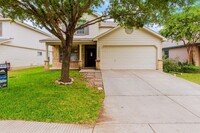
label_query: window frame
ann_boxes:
[37,51,43,56]
[75,26,89,36]
[76,28,85,35]
[164,49,169,58]
[59,46,79,62]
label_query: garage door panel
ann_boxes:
[101,46,156,69]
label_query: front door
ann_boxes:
[85,45,96,67]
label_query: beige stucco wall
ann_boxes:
[168,46,200,66]
[99,27,112,34]
[169,47,188,63]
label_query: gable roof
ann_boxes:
[93,26,166,41]
[162,40,200,49]
[0,38,12,44]
[0,17,51,37]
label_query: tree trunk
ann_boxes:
[186,45,193,64]
[60,36,73,83]
[188,51,193,64]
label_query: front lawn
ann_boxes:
[0,67,104,124]
[176,73,200,85]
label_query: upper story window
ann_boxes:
[77,28,85,35]
[0,22,2,37]
[75,26,89,36]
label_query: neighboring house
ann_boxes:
[40,14,165,70]
[162,41,200,66]
[0,16,52,69]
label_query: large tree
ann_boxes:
[160,5,200,64]
[0,0,195,83]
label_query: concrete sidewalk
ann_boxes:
[0,120,93,133]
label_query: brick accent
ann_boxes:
[157,60,163,70]
[44,60,50,71]
[52,45,80,69]
[70,61,79,69]
[96,60,100,70]
[52,45,61,68]
[78,60,83,69]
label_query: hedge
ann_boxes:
[181,65,200,73]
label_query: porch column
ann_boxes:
[44,43,50,71]
[96,45,101,70]
[78,44,83,69]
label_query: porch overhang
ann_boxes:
[40,37,96,45]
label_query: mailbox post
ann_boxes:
[0,64,8,88]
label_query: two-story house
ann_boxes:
[0,16,52,69]
[40,13,165,70]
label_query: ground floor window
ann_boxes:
[37,51,42,56]
[59,46,79,62]
[163,49,169,58]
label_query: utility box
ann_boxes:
[0,64,8,88]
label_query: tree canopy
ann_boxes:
[160,5,200,64]
[0,0,196,83]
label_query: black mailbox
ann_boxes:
[0,64,8,88]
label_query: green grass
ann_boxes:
[0,67,104,124]
[177,73,200,85]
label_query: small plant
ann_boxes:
[163,56,181,72]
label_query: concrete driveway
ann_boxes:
[94,70,200,133]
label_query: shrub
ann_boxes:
[163,56,181,72]
[181,65,200,73]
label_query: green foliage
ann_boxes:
[163,56,181,72]
[160,5,200,65]
[163,55,200,73]
[181,65,200,73]
[0,67,104,124]
[160,5,200,43]
[109,0,196,28]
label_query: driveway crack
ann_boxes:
[148,124,156,133]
